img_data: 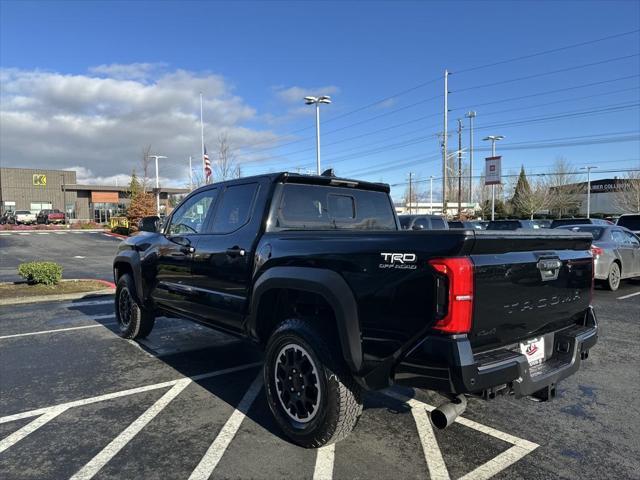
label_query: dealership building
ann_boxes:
[0,167,189,222]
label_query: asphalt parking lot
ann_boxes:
[0,230,121,283]
[1,234,639,479]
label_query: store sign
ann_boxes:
[485,156,502,185]
[33,174,47,186]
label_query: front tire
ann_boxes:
[264,318,363,448]
[115,274,155,339]
[605,262,621,291]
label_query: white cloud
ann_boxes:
[88,62,167,81]
[272,85,340,104]
[0,66,281,186]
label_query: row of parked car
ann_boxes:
[399,213,640,291]
[0,209,66,225]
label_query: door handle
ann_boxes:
[180,246,195,254]
[226,247,246,257]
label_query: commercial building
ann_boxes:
[560,178,637,216]
[0,167,189,222]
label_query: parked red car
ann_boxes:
[36,209,66,224]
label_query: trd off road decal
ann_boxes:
[379,252,417,270]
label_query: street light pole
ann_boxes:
[482,135,504,221]
[581,166,598,218]
[465,111,476,206]
[148,155,167,216]
[304,96,332,174]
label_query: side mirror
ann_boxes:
[139,216,160,232]
[412,224,425,230]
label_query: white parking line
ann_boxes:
[71,378,192,480]
[188,373,264,480]
[17,232,31,235]
[54,231,67,235]
[409,398,450,479]
[0,363,262,425]
[0,233,11,236]
[617,291,640,300]
[313,444,336,480]
[385,390,539,479]
[0,406,68,454]
[62,298,113,308]
[37,232,50,235]
[0,320,116,340]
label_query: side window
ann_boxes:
[431,217,445,229]
[212,183,259,234]
[624,231,640,246]
[414,218,429,230]
[611,230,626,245]
[167,189,217,235]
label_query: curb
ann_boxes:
[0,288,115,306]
[0,228,110,233]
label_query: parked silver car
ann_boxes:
[559,225,640,291]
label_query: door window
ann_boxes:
[611,230,626,245]
[167,189,217,235]
[212,183,259,234]
[414,218,430,230]
[623,231,640,247]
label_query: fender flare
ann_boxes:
[113,251,144,303]
[249,266,363,373]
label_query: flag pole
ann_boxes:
[200,92,206,184]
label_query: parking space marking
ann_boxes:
[17,232,31,235]
[71,378,192,480]
[0,363,261,425]
[313,444,335,480]
[0,233,11,236]
[385,390,539,480]
[36,232,50,235]
[188,373,264,480]
[62,298,113,308]
[617,291,640,300]
[409,398,450,479]
[0,406,69,454]
[54,231,67,235]
[0,320,116,340]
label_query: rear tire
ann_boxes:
[605,262,621,291]
[115,274,155,339]
[264,318,363,448]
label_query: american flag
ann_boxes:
[204,145,212,180]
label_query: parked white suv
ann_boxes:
[14,210,37,225]
[616,214,640,235]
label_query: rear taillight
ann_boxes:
[590,246,603,257]
[428,257,474,334]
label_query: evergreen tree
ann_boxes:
[128,169,141,198]
[510,166,532,218]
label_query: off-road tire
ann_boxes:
[605,262,621,291]
[115,274,155,339]
[264,318,363,448]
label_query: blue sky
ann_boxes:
[1,0,639,199]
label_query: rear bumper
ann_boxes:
[392,306,598,398]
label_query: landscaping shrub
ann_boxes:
[18,262,63,286]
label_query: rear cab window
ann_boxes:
[618,215,640,231]
[269,183,396,231]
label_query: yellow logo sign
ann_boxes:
[33,174,47,186]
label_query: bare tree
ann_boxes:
[613,171,640,213]
[544,157,582,218]
[140,144,152,192]
[215,133,242,181]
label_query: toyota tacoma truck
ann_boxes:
[113,171,597,447]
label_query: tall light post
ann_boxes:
[465,111,476,206]
[304,96,332,174]
[148,155,167,216]
[581,165,598,218]
[482,135,504,221]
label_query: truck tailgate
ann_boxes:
[469,230,593,350]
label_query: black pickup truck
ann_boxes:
[113,171,597,447]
